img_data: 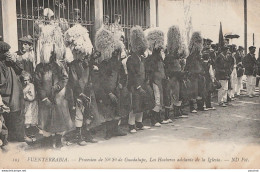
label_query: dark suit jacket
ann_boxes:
[243,53,257,76]
[215,53,230,80]
[126,53,146,90]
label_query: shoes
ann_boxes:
[129,129,137,133]
[75,128,88,146]
[161,120,169,124]
[253,94,259,97]
[207,107,216,110]
[154,122,161,127]
[204,107,209,111]
[129,125,137,133]
[249,95,253,98]
[179,115,188,118]
[24,136,35,143]
[136,122,151,130]
[191,109,197,113]
[77,139,88,146]
[167,119,173,123]
[219,103,227,107]
[85,137,98,143]
[161,119,173,124]
[137,126,151,130]
[52,135,63,149]
[198,107,209,111]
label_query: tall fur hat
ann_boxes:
[130,26,148,54]
[95,28,115,61]
[189,31,203,54]
[167,25,182,55]
[146,29,165,51]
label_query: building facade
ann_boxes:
[0,0,158,52]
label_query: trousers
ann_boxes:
[128,111,143,125]
[235,76,243,95]
[218,80,228,104]
[246,75,256,96]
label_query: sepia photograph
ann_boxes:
[0,0,259,170]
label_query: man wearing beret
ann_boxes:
[243,46,259,98]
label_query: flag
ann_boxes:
[218,22,224,49]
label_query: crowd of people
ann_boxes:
[0,8,259,150]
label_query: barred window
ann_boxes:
[103,0,149,48]
[16,0,95,46]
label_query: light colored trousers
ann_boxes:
[228,68,237,98]
[235,76,243,95]
[246,75,256,96]
[75,101,85,128]
[128,111,143,125]
[152,83,162,112]
[218,80,228,104]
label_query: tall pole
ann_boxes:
[156,0,159,27]
[253,33,255,46]
[244,0,247,54]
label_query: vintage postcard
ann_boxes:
[0,0,259,169]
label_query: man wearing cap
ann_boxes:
[243,46,258,98]
[13,35,36,76]
[0,40,25,142]
[215,46,230,107]
[234,46,245,95]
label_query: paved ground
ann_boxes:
[1,89,260,169]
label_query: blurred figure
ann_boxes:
[34,50,74,148]
[13,35,36,76]
[163,26,187,122]
[127,26,153,133]
[94,28,129,139]
[215,46,230,107]
[185,32,206,112]
[201,53,216,110]
[0,41,24,142]
[243,46,259,98]
[234,46,245,96]
[227,45,237,100]
[256,48,260,88]
[145,29,165,126]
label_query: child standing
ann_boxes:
[21,72,38,142]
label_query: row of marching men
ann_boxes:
[0,22,249,149]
